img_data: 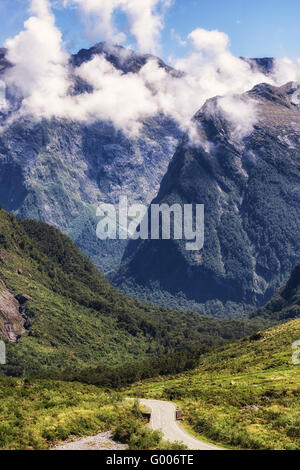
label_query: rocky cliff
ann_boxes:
[0,43,182,273]
[115,82,300,317]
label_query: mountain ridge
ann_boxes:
[0,43,182,273]
[0,43,278,277]
[115,81,300,316]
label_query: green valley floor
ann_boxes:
[0,319,299,450]
[128,319,300,450]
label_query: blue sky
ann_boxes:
[1,0,300,61]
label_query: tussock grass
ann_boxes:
[0,378,186,450]
[128,320,300,450]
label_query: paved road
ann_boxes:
[140,399,221,450]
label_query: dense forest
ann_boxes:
[0,207,268,376]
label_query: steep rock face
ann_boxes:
[0,48,10,73]
[0,285,25,342]
[243,57,274,75]
[0,44,181,273]
[116,82,300,317]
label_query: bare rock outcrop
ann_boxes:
[0,286,26,342]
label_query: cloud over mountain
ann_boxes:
[2,0,300,140]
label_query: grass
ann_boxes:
[127,319,300,450]
[0,320,299,450]
[0,208,299,450]
[0,377,122,450]
[0,378,186,450]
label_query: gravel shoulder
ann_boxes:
[52,431,127,451]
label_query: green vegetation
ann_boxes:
[116,83,300,318]
[47,349,209,387]
[112,399,186,450]
[0,207,265,376]
[251,263,300,322]
[128,319,300,450]
[0,377,120,450]
[1,319,299,450]
[0,206,299,450]
[0,378,185,450]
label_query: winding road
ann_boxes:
[140,399,221,450]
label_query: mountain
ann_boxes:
[243,57,274,75]
[115,82,300,317]
[1,254,299,450]
[0,43,182,274]
[0,44,277,277]
[251,262,300,322]
[71,42,179,75]
[33,260,300,388]
[0,207,264,375]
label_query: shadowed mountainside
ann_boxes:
[0,207,266,376]
[0,43,182,274]
[116,82,300,317]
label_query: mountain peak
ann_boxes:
[71,41,176,75]
[0,47,10,74]
[248,82,296,108]
[242,57,274,75]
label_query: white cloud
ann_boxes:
[65,0,171,54]
[217,94,258,141]
[272,57,300,84]
[122,0,171,54]
[0,80,7,111]
[170,28,187,47]
[188,28,229,55]
[146,28,272,142]
[64,0,126,45]
[4,0,70,119]
[3,3,300,144]
[30,0,52,17]
[75,55,158,134]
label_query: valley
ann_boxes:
[0,1,299,452]
[0,205,299,450]
[1,317,299,450]
[0,207,265,376]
